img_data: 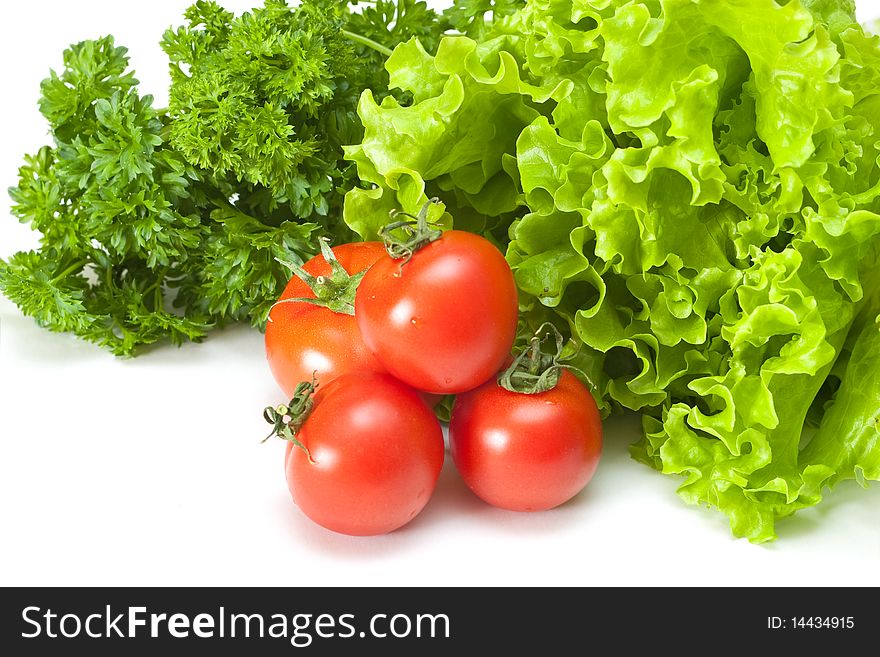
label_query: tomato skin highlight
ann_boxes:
[265,242,387,397]
[449,370,602,511]
[355,231,518,394]
[285,372,445,536]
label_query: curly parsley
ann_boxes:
[1,0,450,355]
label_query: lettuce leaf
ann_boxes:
[344,0,880,541]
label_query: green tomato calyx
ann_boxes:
[262,376,318,459]
[380,198,444,264]
[498,323,593,395]
[273,238,365,316]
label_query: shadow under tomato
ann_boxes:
[275,412,647,553]
[273,492,405,558]
[403,455,600,538]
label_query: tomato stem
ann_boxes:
[498,323,595,394]
[380,198,444,264]
[272,238,365,316]
[262,376,318,458]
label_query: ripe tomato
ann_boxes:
[355,231,518,394]
[284,372,445,536]
[265,242,386,397]
[449,369,602,511]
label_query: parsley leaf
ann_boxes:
[2,2,447,355]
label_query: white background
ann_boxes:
[1,0,879,587]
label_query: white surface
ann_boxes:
[1,0,879,588]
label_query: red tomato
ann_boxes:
[265,242,386,397]
[355,231,518,394]
[449,370,602,511]
[285,372,445,536]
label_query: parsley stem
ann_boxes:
[141,273,165,311]
[51,259,88,284]
[340,30,393,57]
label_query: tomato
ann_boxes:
[449,369,602,511]
[284,372,445,536]
[265,242,386,397]
[355,230,518,394]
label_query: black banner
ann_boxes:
[1,587,873,653]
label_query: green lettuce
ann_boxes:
[344,0,880,541]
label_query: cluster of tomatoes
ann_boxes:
[263,203,602,536]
